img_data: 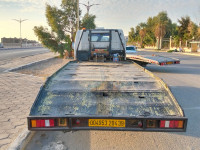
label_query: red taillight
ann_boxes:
[160,120,183,128]
[138,121,143,127]
[76,119,80,125]
[31,119,54,128]
[160,62,165,66]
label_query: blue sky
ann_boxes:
[0,0,200,41]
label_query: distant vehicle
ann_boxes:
[126,45,137,53]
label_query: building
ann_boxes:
[1,37,40,48]
[190,41,200,52]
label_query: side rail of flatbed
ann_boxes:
[27,61,187,132]
[126,54,180,66]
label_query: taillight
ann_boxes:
[160,62,165,66]
[160,120,184,128]
[31,119,55,128]
[76,119,81,125]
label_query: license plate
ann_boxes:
[166,61,173,64]
[88,119,125,128]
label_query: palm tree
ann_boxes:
[154,11,170,49]
[139,23,147,48]
[178,16,190,46]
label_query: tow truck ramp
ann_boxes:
[126,54,180,66]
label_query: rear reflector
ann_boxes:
[31,119,54,128]
[31,120,36,127]
[160,120,183,128]
[58,118,67,127]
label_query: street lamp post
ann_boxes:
[13,18,28,47]
[80,1,100,14]
[77,0,79,30]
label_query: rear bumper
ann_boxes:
[28,116,187,132]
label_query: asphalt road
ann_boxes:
[25,51,200,150]
[0,48,49,62]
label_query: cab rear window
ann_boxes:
[91,33,110,42]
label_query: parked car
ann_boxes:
[126,45,137,53]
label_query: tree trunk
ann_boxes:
[160,37,162,49]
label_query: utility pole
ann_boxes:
[13,18,28,47]
[80,1,100,14]
[77,0,79,30]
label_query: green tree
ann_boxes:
[178,16,191,43]
[34,0,80,57]
[128,27,135,43]
[127,25,141,46]
[139,22,147,48]
[153,11,171,49]
[128,11,199,49]
[170,23,179,47]
[81,13,96,29]
[134,25,141,43]
[144,17,156,46]
[188,21,198,39]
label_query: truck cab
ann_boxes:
[74,29,126,61]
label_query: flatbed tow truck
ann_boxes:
[27,29,187,132]
[126,53,180,66]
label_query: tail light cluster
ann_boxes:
[160,120,183,128]
[160,61,180,66]
[31,118,67,128]
[175,61,180,64]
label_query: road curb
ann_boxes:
[4,57,56,73]
[8,129,35,150]
[179,52,200,57]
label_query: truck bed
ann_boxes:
[28,61,187,131]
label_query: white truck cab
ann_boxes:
[74,29,126,61]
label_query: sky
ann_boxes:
[0,0,200,41]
